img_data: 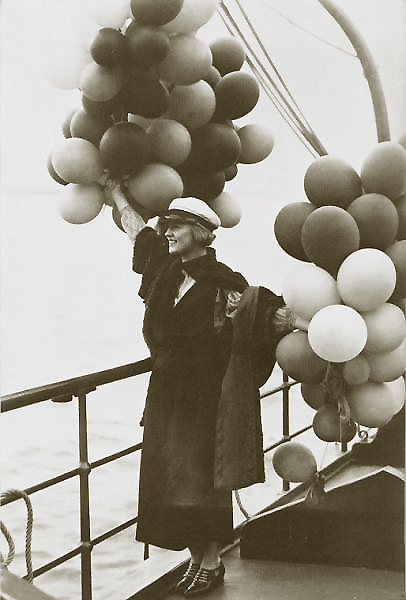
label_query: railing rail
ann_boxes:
[1,358,311,600]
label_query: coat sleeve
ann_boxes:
[132,227,169,301]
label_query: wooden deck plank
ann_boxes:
[163,546,405,600]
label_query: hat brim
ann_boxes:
[163,209,217,231]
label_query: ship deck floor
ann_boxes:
[163,545,405,600]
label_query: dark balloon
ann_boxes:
[189,123,241,172]
[274,201,316,261]
[90,28,128,67]
[301,206,360,276]
[214,72,260,120]
[210,37,245,76]
[178,162,225,201]
[99,121,151,175]
[125,24,170,69]
[82,93,124,119]
[121,68,170,118]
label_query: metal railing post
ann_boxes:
[78,392,92,600]
[282,372,290,492]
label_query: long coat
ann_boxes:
[133,228,248,551]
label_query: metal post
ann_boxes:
[78,392,92,600]
[282,372,290,492]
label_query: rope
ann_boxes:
[0,489,34,583]
[233,489,251,519]
[0,521,16,568]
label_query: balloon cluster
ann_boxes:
[46,0,274,227]
[274,139,406,459]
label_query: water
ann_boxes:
[0,192,339,599]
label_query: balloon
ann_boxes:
[224,164,238,181]
[274,202,316,262]
[162,0,218,34]
[208,192,241,228]
[360,141,406,202]
[210,37,246,75]
[79,62,125,102]
[275,331,327,383]
[347,380,400,427]
[189,123,241,172]
[166,81,216,131]
[337,248,397,311]
[386,240,406,301]
[85,0,130,29]
[127,163,184,211]
[99,122,151,175]
[347,193,399,250]
[52,138,104,184]
[130,0,184,25]
[272,442,317,483]
[70,109,112,146]
[125,24,170,69]
[300,382,328,410]
[366,339,406,382]
[147,119,191,167]
[384,376,406,415]
[203,66,222,89]
[303,156,362,209]
[62,108,77,138]
[342,355,370,386]
[178,164,225,201]
[214,72,260,120]
[301,206,360,276]
[121,69,170,118]
[237,124,274,164]
[82,93,123,118]
[90,28,128,67]
[47,155,69,186]
[308,305,368,363]
[313,404,357,443]
[396,193,406,240]
[282,263,341,322]
[157,34,212,86]
[57,182,105,224]
[362,303,406,353]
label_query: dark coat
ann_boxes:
[133,228,248,551]
[214,286,284,490]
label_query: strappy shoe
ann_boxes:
[183,562,225,596]
[173,561,201,594]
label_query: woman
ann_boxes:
[108,182,291,596]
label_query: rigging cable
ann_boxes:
[218,1,328,156]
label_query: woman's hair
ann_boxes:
[156,218,216,247]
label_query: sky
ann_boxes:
[1,0,405,390]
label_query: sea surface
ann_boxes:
[1,192,339,599]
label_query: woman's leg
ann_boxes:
[173,546,204,593]
[200,541,221,569]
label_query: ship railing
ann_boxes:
[0,357,325,600]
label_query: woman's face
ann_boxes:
[164,221,206,261]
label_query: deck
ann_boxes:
[162,545,405,600]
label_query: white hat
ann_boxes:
[165,197,221,231]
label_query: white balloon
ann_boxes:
[384,376,405,415]
[84,0,131,29]
[308,305,368,363]
[282,263,341,322]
